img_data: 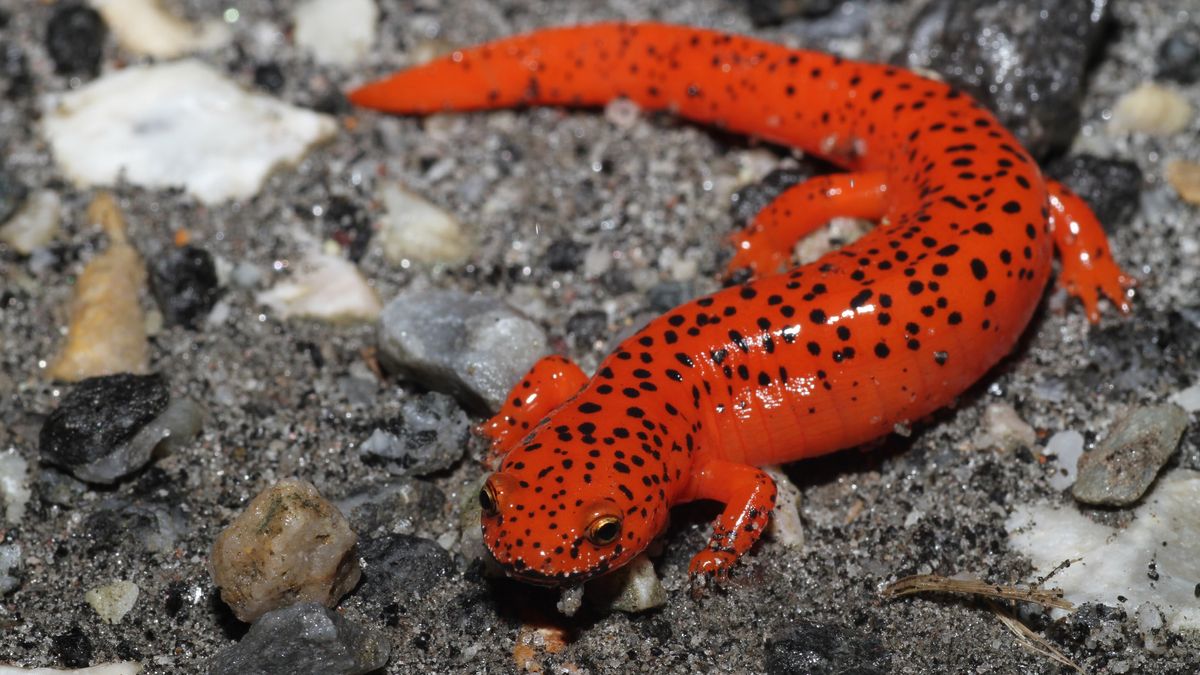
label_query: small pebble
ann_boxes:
[1169,382,1200,414]
[0,166,28,225]
[1110,83,1193,136]
[565,309,610,350]
[977,402,1037,451]
[1045,430,1085,491]
[257,252,381,322]
[764,620,890,675]
[208,603,390,675]
[764,465,804,547]
[0,448,30,524]
[1044,154,1143,230]
[1072,404,1189,506]
[377,288,549,413]
[321,196,371,262]
[0,543,20,594]
[544,238,586,272]
[49,625,93,669]
[1165,159,1200,206]
[92,0,230,58]
[646,280,696,314]
[356,534,454,603]
[253,62,286,93]
[1155,24,1200,85]
[589,553,666,614]
[0,666,142,675]
[210,479,361,623]
[149,244,222,329]
[84,497,187,555]
[0,190,61,254]
[337,479,447,535]
[45,3,107,78]
[293,0,379,66]
[744,0,843,27]
[359,392,470,476]
[85,580,139,624]
[378,183,470,265]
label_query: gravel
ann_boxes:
[0,0,1197,672]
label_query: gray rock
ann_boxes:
[39,374,204,484]
[764,620,890,675]
[359,392,470,476]
[377,288,549,413]
[337,478,447,535]
[36,467,89,507]
[0,543,20,594]
[208,603,390,675]
[900,0,1109,159]
[357,534,455,603]
[1072,404,1190,506]
[1156,24,1200,85]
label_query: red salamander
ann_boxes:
[349,22,1133,585]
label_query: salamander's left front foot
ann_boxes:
[1047,179,1136,323]
[683,460,776,590]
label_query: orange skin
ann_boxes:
[349,23,1132,586]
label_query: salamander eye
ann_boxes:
[586,515,622,546]
[479,481,499,516]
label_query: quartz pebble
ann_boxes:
[0,190,62,254]
[42,60,337,204]
[1110,83,1194,136]
[210,479,361,623]
[149,244,222,329]
[359,392,470,476]
[377,288,549,413]
[1165,159,1200,206]
[38,373,204,484]
[48,193,149,381]
[208,603,390,675]
[589,553,666,614]
[89,0,231,58]
[257,252,381,322]
[378,183,470,265]
[0,448,30,524]
[356,534,454,603]
[293,0,378,66]
[764,464,804,547]
[85,580,138,624]
[1072,404,1189,506]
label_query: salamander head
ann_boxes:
[478,424,670,585]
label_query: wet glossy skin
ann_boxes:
[350,22,1132,586]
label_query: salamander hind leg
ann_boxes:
[1046,179,1135,323]
[725,171,891,281]
[478,355,588,465]
[684,460,777,586]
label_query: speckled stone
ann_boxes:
[359,391,471,476]
[1072,404,1190,506]
[208,603,390,675]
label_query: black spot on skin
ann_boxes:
[807,341,821,356]
[874,342,890,358]
[810,309,827,324]
[970,258,988,280]
[1002,200,1021,214]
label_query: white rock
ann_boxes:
[1044,430,1085,491]
[0,665,141,675]
[1109,83,1193,136]
[293,0,378,66]
[976,402,1037,451]
[42,60,337,205]
[90,0,231,58]
[0,191,61,254]
[378,183,470,265]
[764,465,804,547]
[1007,470,1200,631]
[1169,381,1200,413]
[0,449,30,525]
[257,252,381,322]
[85,580,140,624]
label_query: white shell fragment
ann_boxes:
[378,183,470,265]
[294,0,378,66]
[42,60,337,204]
[85,580,140,624]
[1007,470,1200,631]
[90,0,231,58]
[257,252,382,322]
[0,191,61,254]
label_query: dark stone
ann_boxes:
[730,167,812,227]
[254,62,286,93]
[764,621,889,675]
[0,165,28,225]
[149,245,222,329]
[1044,154,1143,231]
[208,603,390,675]
[40,374,169,468]
[51,625,93,669]
[359,392,470,476]
[339,478,447,534]
[357,534,455,602]
[545,238,586,272]
[1156,24,1200,85]
[646,280,697,314]
[565,310,610,348]
[83,497,188,555]
[321,196,371,262]
[744,0,843,27]
[45,3,106,78]
[900,0,1110,159]
[598,267,635,295]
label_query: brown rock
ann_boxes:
[210,479,361,623]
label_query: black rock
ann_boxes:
[744,0,843,27]
[545,238,586,272]
[208,603,390,675]
[359,392,470,476]
[45,3,106,78]
[51,625,93,669]
[149,245,222,329]
[764,621,890,675]
[565,309,610,348]
[0,166,28,225]
[1044,154,1143,231]
[730,167,812,227]
[900,0,1110,159]
[322,196,371,262]
[40,374,169,469]
[254,62,286,93]
[646,281,697,314]
[357,534,455,602]
[1156,25,1200,85]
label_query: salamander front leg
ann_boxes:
[684,459,777,582]
[1046,179,1135,323]
[477,355,588,465]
